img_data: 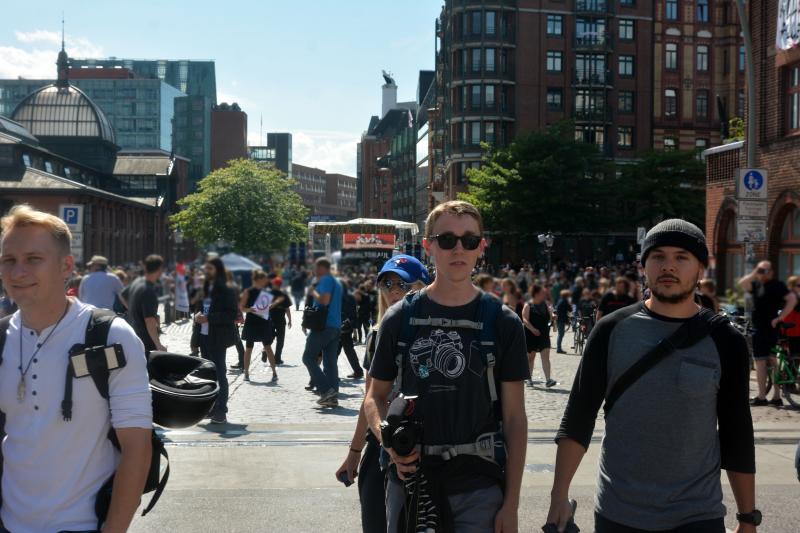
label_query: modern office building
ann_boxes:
[173,94,212,186]
[248,132,292,177]
[210,102,248,170]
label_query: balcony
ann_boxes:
[572,68,613,87]
[575,0,613,14]
[448,101,516,121]
[574,32,613,51]
[453,27,516,44]
[573,106,613,123]
[450,67,516,84]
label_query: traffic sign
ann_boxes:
[736,169,768,200]
[736,218,767,243]
[59,204,84,231]
[738,200,768,218]
[636,227,647,244]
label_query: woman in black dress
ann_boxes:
[522,284,556,388]
[239,270,278,382]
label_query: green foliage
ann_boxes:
[726,117,745,143]
[459,121,614,235]
[170,159,308,253]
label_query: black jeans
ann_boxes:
[338,330,362,374]
[273,319,286,361]
[358,432,387,533]
[199,335,229,417]
[594,513,725,533]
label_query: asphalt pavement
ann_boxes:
[127,308,800,533]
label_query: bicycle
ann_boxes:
[573,316,594,357]
[765,322,800,408]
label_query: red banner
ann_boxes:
[343,233,396,249]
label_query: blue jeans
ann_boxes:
[199,335,229,417]
[556,320,567,351]
[302,326,341,393]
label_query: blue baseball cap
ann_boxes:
[377,254,430,285]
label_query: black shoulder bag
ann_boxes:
[603,308,716,415]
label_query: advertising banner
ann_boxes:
[342,233,396,249]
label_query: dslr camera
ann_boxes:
[380,394,422,457]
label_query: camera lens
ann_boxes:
[392,426,418,457]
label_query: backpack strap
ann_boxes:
[396,291,425,392]
[0,315,11,366]
[475,293,502,413]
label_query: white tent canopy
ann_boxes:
[220,252,261,272]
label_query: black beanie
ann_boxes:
[641,219,708,266]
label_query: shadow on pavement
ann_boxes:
[196,422,251,438]
[315,406,359,416]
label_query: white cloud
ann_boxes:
[246,129,359,176]
[0,30,104,80]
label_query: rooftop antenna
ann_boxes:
[61,12,65,51]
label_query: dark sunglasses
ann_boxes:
[757,268,769,274]
[430,232,482,250]
[380,279,411,292]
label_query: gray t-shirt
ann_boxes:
[79,271,124,310]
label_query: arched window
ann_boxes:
[778,206,800,280]
[718,209,743,291]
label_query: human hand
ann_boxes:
[386,447,419,480]
[335,449,360,485]
[771,317,781,329]
[156,343,167,352]
[493,503,518,532]
[545,498,574,533]
[533,328,541,336]
[194,314,208,324]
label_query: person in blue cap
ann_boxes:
[335,254,430,533]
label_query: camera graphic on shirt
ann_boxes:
[409,329,466,379]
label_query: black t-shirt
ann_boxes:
[370,291,529,447]
[751,279,789,330]
[290,272,307,292]
[269,289,291,322]
[599,291,636,316]
[127,277,159,351]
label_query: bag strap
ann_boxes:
[604,308,715,415]
[0,314,12,366]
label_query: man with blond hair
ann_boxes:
[366,200,529,532]
[0,204,152,533]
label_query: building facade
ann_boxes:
[292,163,357,221]
[210,102,248,170]
[705,0,800,291]
[248,133,292,177]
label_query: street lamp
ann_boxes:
[538,232,555,273]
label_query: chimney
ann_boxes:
[381,70,397,117]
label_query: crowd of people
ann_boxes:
[2,200,799,532]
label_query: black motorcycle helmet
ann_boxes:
[148,352,219,428]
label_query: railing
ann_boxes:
[572,68,613,86]
[573,106,613,122]
[575,0,613,14]
[574,32,613,51]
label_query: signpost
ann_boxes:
[59,204,84,263]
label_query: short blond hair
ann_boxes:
[425,200,483,239]
[1,204,71,256]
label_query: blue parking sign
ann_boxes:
[59,204,83,230]
[63,208,79,225]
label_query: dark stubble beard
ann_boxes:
[650,281,696,304]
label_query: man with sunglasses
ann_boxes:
[366,201,529,533]
[738,260,797,406]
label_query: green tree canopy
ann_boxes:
[171,159,308,253]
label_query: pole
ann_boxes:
[735,0,757,167]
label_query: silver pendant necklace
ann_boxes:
[17,303,70,403]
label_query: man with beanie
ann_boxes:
[546,219,758,532]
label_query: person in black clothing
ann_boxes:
[194,257,239,423]
[522,284,556,387]
[290,267,308,311]
[239,270,278,383]
[738,260,798,406]
[127,254,166,355]
[554,289,571,354]
[354,287,372,344]
[339,280,363,379]
[266,277,292,365]
[596,278,636,321]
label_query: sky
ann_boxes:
[0,0,442,176]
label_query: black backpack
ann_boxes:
[0,309,168,528]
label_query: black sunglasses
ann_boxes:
[430,233,482,250]
[380,279,411,292]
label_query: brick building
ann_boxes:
[705,0,800,291]
[292,163,357,221]
[210,102,248,170]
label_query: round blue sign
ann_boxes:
[743,171,764,191]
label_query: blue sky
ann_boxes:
[0,0,442,175]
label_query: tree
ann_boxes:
[171,159,308,253]
[459,121,615,235]
[616,149,706,229]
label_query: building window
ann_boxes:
[696,0,709,22]
[696,90,709,119]
[665,89,678,117]
[547,88,563,110]
[618,126,633,148]
[618,55,634,76]
[485,85,495,107]
[695,138,708,152]
[618,91,634,113]
[485,48,496,72]
[486,11,496,35]
[546,51,563,72]
[547,15,563,36]
[666,0,678,20]
[471,85,481,109]
[471,11,482,35]
[739,45,746,72]
[665,43,678,70]
[696,45,709,71]
[485,122,496,143]
[664,137,677,150]
[786,65,800,131]
[471,122,481,145]
[619,19,634,40]
[620,0,634,6]
[472,48,481,72]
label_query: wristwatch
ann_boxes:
[736,509,762,526]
